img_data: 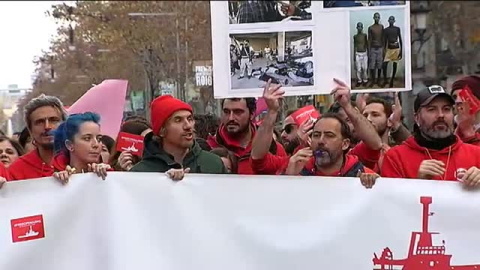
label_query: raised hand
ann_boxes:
[331,78,352,108]
[263,79,284,113]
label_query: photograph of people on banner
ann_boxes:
[210,1,411,97]
[230,31,313,90]
[350,8,406,90]
[324,0,405,9]
[228,0,312,24]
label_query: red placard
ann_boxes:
[11,215,45,243]
[290,105,321,126]
[458,85,480,115]
[116,132,145,157]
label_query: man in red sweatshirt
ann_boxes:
[285,112,374,176]
[8,94,67,180]
[207,95,286,174]
[381,85,480,187]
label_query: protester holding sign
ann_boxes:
[451,75,480,146]
[131,95,226,180]
[51,112,111,184]
[381,86,480,187]
[208,96,286,174]
[111,116,152,171]
[328,79,383,170]
[8,95,68,181]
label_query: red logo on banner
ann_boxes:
[458,85,480,115]
[11,215,45,243]
[290,105,320,126]
[372,197,480,269]
[116,132,144,157]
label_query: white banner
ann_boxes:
[1,173,480,270]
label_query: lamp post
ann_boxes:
[411,1,432,54]
[401,0,432,130]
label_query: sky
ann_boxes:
[0,1,60,90]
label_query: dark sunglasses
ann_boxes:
[283,124,295,134]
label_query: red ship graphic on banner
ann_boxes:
[373,197,480,270]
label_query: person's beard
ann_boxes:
[420,120,454,139]
[40,142,54,150]
[314,147,337,168]
[284,137,300,155]
[225,121,249,137]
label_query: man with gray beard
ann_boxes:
[285,113,375,176]
[381,86,480,187]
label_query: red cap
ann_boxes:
[150,95,193,135]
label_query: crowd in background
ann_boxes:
[1,75,480,190]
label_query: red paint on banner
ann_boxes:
[11,215,45,243]
[372,197,480,269]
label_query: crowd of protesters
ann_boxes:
[1,75,480,190]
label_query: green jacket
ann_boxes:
[131,133,227,174]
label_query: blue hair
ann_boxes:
[53,112,101,155]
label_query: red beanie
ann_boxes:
[451,75,480,100]
[150,95,193,135]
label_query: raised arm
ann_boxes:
[331,78,382,150]
[251,80,284,160]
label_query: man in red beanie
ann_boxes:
[131,95,226,178]
[451,75,480,146]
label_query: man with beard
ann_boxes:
[381,86,480,186]
[131,95,226,179]
[208,95,287,174]
[326,79,383,170]
[8,94,67,180]
[285,113,374,176]
[280,110,301,155]
[362,96,411,172]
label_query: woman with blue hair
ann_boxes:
[52,112,111,183]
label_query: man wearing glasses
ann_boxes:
[381,85,480,187]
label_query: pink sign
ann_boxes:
[67,80,128,138]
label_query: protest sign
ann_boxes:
[211,1,412,97]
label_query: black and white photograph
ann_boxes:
[324,0,405,9]
[228,1,312,24]
[350,8,406,90]
[230,31,313,90]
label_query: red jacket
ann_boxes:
[349,142,381,170]
[208,124,287,174]
[8,150,54,181]
[381,136,480,181]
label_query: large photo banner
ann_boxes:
[210,1,412,98]
[1,173,480,270]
